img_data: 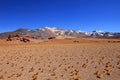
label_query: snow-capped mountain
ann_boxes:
[34,27,86,37]
[43,27,66,35]
[85,30,114,37]
[0,27,120,39]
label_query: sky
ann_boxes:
[0,0,120,32]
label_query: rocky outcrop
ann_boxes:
[6,34,30,43]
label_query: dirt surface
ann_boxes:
[0,39,120,80]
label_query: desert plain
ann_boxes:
[0,38,120,80]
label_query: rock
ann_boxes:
[48,37,56,39]
[95,71,103,78]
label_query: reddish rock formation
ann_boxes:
[6,34,30,43]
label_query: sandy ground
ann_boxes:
[0,39,120,80]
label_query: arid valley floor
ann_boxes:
[0,39,120,80]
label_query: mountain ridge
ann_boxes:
[0,27,120,39]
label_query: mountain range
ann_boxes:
[0,27,120,39]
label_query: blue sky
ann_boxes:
[0,0,120,32]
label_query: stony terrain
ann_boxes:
[0,39,120,80]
